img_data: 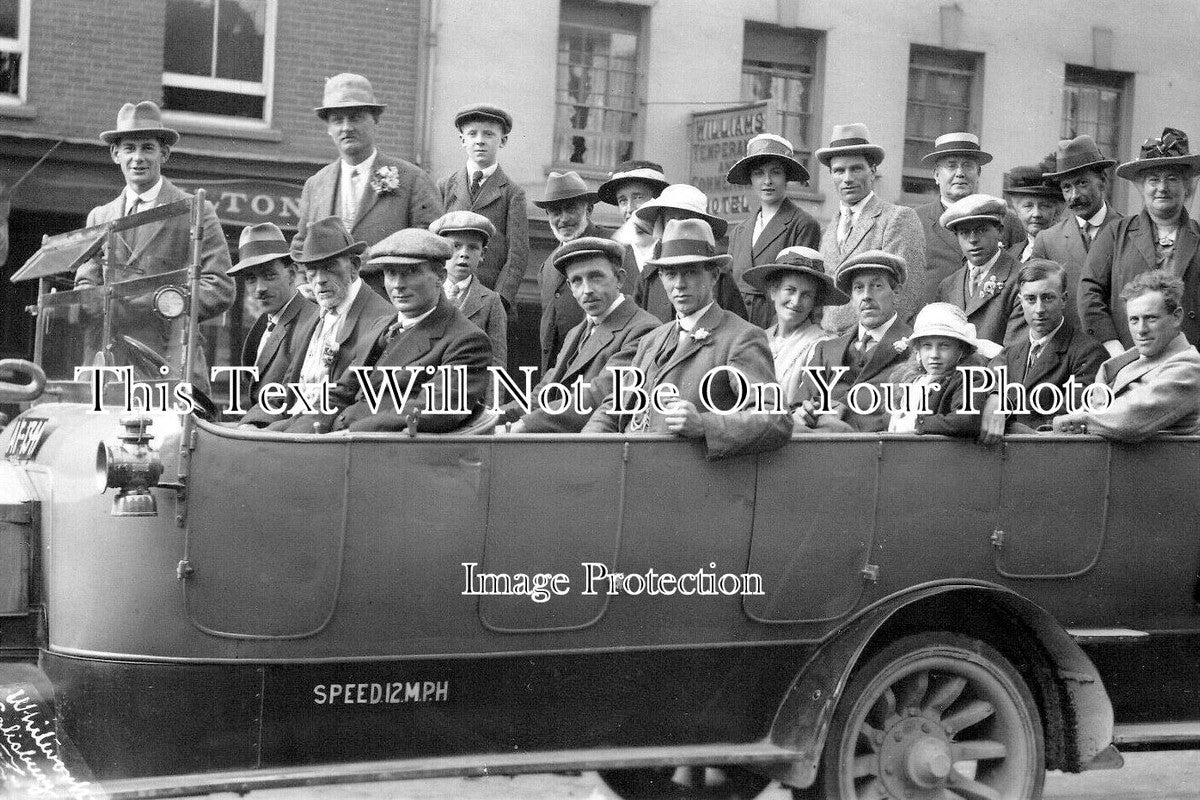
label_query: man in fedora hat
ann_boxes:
[502,236,658,433]
[1003,159,1064,264]
[725,133,821,329]
[1030,135,1122,325]
[583,219,790,460]
[241,216,395,428]
[437,103,527,317]
[793,250,913,432]
[936,194,1026,348]
[630,183,748,323]
[1080,127,1200,356]
[275,228,492,434]
[75,100,233,387]
[814,123,928,335]
[599,159,670,271]
[914,132,1024,301]
[227,223,317,404]
[298,73,443,297]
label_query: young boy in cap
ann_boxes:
[598,159,670,271]
[429,210,507,369]
[936,194,1027,349]
[437,104,528,317]
[725,133,821,329]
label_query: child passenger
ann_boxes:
[888,302,1002,436]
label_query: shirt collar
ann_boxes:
[268,291,301,326]
[1029,317,1065,348]
[677,301,715,332]
[844,191,875,218]
[328,277,363,320]
[342,150,378,179]
[1077,203,1108,228]
[444,275,473,294]
[588,294,624,326]
[970,247,1004,274]
[124,178,164,208]
[398,303,438,330]
[466,161,499,180]
[857,312,898,344]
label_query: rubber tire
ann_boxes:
[599,765,772,799]
[795,631,1044,800]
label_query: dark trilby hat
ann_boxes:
[229,222,291,276]
[429,210,497,244]
[363,228,453,272]
[551,236,626,274]
[1003,164,1062,200]
[726,133,810,185]
[815,123,885,167]
[939,194,1008,231]
[1042,135,1117,179]
[742,246,849,306]
[100,101,179,147]
[645,218,732,270]
[315,73,385,119]
[835,249,907,294]
[1116,127,1200,180]
[597,160,670,206]
[533,171,599,209]
[290,216,367,264]
[920,132,993,166]
[453,103,513,134]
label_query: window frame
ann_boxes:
[0,0,31,105]
[1061,64,1132,207]
[901,44,984,200]
[161,0,278,128]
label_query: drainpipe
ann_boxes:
[413,0,439,169]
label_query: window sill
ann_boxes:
[164,115,283,143]
[0,102,38,119]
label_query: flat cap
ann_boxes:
[363,228,453,273]
[453,103,513,134]
[939,194,1008,231]
[429,210,497,244]
[835,249,908,293]
[551,236,626,274]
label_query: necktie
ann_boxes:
[255,320,276,364]
[470,170,484,200]
[343,168,359,230]
[126,197,142,217]
[448,283,464,307]
[855,333,874,366]
[1081,221,1094,252]
[655,324,680,367]
[837,206,853,248]
[1027,341,1043,371]
[969,266,984,296]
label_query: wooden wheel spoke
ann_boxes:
[942,699,995,735]
[852,754,878,779]
[874,687,898,726]
[859,778,890,800]
[895,670,929,714]
[857,722,882,749]
[951,739,1008,761]
[925,675,968,715]
[946,769,1002,800]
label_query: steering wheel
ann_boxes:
[120,335,170,378]
[117,336,218,422]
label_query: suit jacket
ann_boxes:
[937,249,1027,348]
[888,354,991,437]
[1079,209,1200,348]
[796,317,914,432]
[820,194,928,334]
[729,199,821,294]
[244,283,396,427]
[915,200,1025,305]
[437,165,529,312]
[512,297,658,433]
[239,291,319,401]
[1030,205,1123,328]
[634,244,749,326]
[987,318,1107,429]
[1008,237,1033,263]
[582,304,791,460]
[455,277,507,368]
[1079,333,1200,441]
[75,178,234,384]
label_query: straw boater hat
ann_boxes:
[100,101,179,147]
[229,223,291,276]
[908,302,1002,359]
[532,171,599,209]
[834,249,907,294]
[597,160,670,206]
[365,228,453,270]
[452,103,513,134]
[1003,162,1062,200]
[920,132,993,166]
[815,123,885,167]
[633,184,728,239]
[1115,127,1200,180]
[1042,135,1117,179]
[726,133,810,185]
[551,236,626,275]
[644,218,731,270]
[314,73,386,119]
[290,216,367,264]
[742,246,849,306]
[939,194,1008,231]
[429,210,497,245]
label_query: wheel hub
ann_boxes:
[877,715,953,795]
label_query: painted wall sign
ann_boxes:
[172,179,304,230]
[688,102,768,222]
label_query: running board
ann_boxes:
[1067,627,1149,643]
[1113,722,1200,745]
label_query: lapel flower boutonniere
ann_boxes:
[320,341,340,369]
[370,165,401,196]
[979,274,1004,299]
[690,327,711,341]
[893,336,911,354]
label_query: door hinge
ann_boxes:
[176,560,194,580]
[991,529,1006,548]
[861,564,880,582]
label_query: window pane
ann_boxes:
[0,51,19,95]
[215,0,266,81]
[163,85,263,119]
[164,0,216,77]
[555,18,640,170]
[0,0,18,39]
[904,47,979,171]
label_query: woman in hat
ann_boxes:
[1080,127,1200,356]
[742,247,847,404]
[887,302,1001,436]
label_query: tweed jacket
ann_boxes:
[795,316,914,432]
[244,283,396,428]
[1079,209,1200,349]
[454,276,507,369]
[936,249,1027,348]
[298,151,443,248]
[239,291,319,401]
[1078,333,1200,441]
[915,200,1025,304]
[729,199,821,294]
[1030,204,1123,328]
[987,318,1107,429]
[820,194,929,334]
[437,165,529,312]
[582,303,791,460]
[634,243,749,326]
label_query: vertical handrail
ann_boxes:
[175,189,206,527]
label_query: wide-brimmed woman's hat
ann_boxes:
[726,134,809,185]
[1116,128,1200,180]
[907,302,1002,359]
[229,223,291,276]
[597,160,670,206]
[290,217,367,264]
[742,246,849,306]
[920,132,993,166]
[1042,135,1117,179]
[315,73,386,119]
[644,218,731,270]
[633,184,728,239]
[815,123,885,167]
[100,101,179,147]
[533,171,599,209]
[1003,163,1062,200]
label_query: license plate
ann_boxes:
[5,417,48,460]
